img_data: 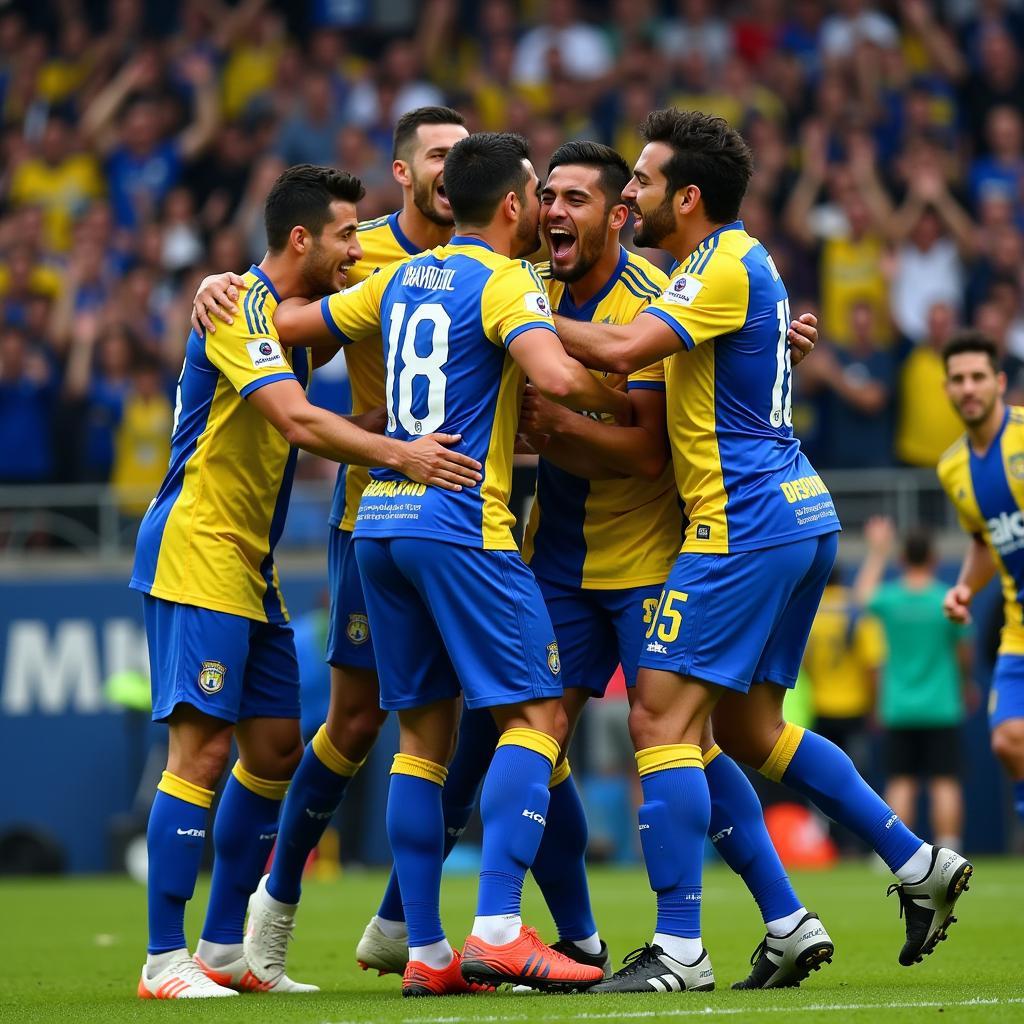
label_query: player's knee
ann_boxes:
[627,699,659,751]
[714,717,781,769]
[991,721,1024,772]
[183,732,233,790]
[328,704,387,763]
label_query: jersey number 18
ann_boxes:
[385,302,450,435]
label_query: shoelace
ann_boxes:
[616,944,660,976]
[887,882,910,920]
[177,957,222,990]
[257,912,296,973]
[748,937,768,967]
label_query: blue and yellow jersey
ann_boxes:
[322,236,556,550]
[130,266,310,623]
[937,406,1024,655]
[644,221,841,554]
[521,248,682,589]
[329,212,423,533]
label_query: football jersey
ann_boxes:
[322,236,556,550]
[329,212,422,532]
[130,266,310,623]
[645,221,841,554]
[937,405,1024,655]
[521,247,682,589]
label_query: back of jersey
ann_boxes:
[326,236,557,550]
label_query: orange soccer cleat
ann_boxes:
[460,925,605,992]
[402,949,493,998]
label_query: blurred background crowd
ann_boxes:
[5,0,1024,501]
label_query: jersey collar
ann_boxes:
[448,235,494,251]
[968,405,1010,460]
[388,211,423,256]
[249,265,281,302]
[557,245,629,321]
[698,220,744,249]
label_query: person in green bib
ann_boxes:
[855,516,976,853]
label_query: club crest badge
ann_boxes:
[546,641,561,676]
[346,614,370,645]
[198,661,227,695]
[1009,453,1024,480]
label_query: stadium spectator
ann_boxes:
[512,0,613,86]
[855,517,975,853]
[0,325,56,484]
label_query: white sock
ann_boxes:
[259,878,298,915]
[374,916,408,940]
[409,938,454,970]
[653,932,703,966]
[894,843,934,883]
[571,931,603,955]
[194,939,242,967]
[765,908,807,938]
[472,913,522,945]
[145,948,187,975]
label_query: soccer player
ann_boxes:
[269,131,627,996]
[131,164,480,1000]
[190,108,469,984]
[547,109,973,993]
[938,330,1024,826]
[364,140,834,990]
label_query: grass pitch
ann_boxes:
[3,859,1022,1023]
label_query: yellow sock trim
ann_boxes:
[635,743,704,778]
[703,744,723,767]
[759,723,805,783]
[311,724,363,778]
[231,761,290,801]
[391,753,448,787]
[157,770,214,809]
[496,727,560,768]
[549,758,572,788]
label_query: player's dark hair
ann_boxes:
[640,108,753,224]
[393,106,466,161]
[548,141,631,210]
[903,527,934,568]
[942,330,1001,372]
[443,132,531,228]
[264,164,365,252]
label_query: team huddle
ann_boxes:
[129,106,975,1000]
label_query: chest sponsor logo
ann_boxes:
[245,338,288,369]
[198,660,227,695]
[987,510,1024,555]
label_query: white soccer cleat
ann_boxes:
[889,846,974,966]
[239,875,318,991]
[356,916,408,976]
[732,912,834,989]
[587,944,715,993]
[137,949,237,999]
[194,953,319,994]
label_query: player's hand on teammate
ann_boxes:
[351,405,388,434]
[191,272,246,334]
[520,383,568,436]
[395,434,482,492]
[943,583,973,625]
[788,312,818,366]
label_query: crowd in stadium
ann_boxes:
[2,0,1024,493]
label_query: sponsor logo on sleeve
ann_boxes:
[245,339,288,368]
[661,274,703,306]
[525,291,552,318]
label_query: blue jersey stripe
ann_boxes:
[528,461,591,585]
[620,278,657,303]
[627,380,666,391]
[504,320,557,348]
[240,370,295,398]
[621,264,661,296]
[320,296,355,344]
[645,307,694,348]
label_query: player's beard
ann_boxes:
[633,194,676,249]
[549,221,605,284]
[302,237,343,295]
[512,204,541,259]
[412,173,453,227]
[957,391,998,428]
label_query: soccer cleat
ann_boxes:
[587,943,715,994]
[241,875,318,990]
[732,913,834,989]
[194,953,319,994]
[403,949,493,997]
[461,925,605,992]
[888,846,973,966]
[356,916,408,976]
[512,938,612,992]
[137,949,237,999]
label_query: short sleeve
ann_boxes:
[480,259,558,349]
[643,250,750,350]
[321,265,393,345]
[627,359,666,392]
[204,316,296,399]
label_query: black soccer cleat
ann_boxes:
[550,938,612,979]
[587,944,715,994]
[732,912,834,989]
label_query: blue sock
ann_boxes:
[201,764,287,945]
[477,728,559,917]
[705,746,801,924]
[146,771,213,954]
[377,707,497,922]
[636,745,709,939]
[769,724,922,872]
[530,763,597,942]
[387,754,448,947]
[267,725,360,905]
[1015,779,1024,823]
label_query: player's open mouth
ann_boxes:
[547,225,576,260]
[436,183,450,208]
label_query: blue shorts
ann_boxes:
[325,526,376,670]
[539,577,662,693]
[990,653,1024,728]
[142,595,301,723]
[636,532,839,693]
[354,537,563,711]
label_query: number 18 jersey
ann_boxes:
[321,235,557,550]
[644,221,841,554]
